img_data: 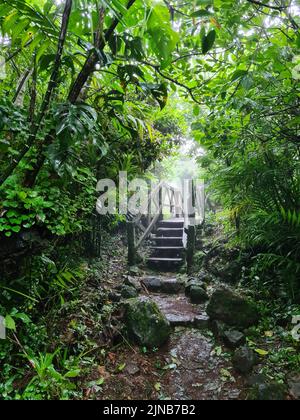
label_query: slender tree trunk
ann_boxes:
[0,0,73,188]
[13,69,32,105]
[68,0,136,104]
[26,0,137,187]
[29,58,37,123]
[0,0,137,188]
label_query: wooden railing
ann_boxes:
[127,180,205,269]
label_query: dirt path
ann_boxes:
[98,272,246,400]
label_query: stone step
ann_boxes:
[150,246,184,258]
[156,228,183,238]
[147,257,184,263]
[149,293,210,328]
[141,276,183,294]
[150,246,184,250]
[159,220,184,229]
[152,237,183,247]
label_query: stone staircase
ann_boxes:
[147,218,185,268]
[140,275,209,329]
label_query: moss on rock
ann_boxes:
[124,297,171,348]
[207,287,259,328]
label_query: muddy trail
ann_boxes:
[98,273,246,400]
[82,230,295,401]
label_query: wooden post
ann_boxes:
[186,225,196,274]
[147,179,151,226]
[170,191,175,216]
[127,221,136,266]
[158,184,163,222]
[186,180,196,273]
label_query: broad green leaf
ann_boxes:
[255,348,269,356]
[14,313,31,324]
[64,369,81,378]
[196,0,213,4]
[154,382,161,391]
[147,4,179,64]
[192,10,212,17]
[231,69,248,82]
[5,315,16,331]
[202,30,216,54]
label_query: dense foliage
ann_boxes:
[0,0,299,400]
[190,0,300,298]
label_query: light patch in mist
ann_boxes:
[0,316,5,339]
[0,55,6,80]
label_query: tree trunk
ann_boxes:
[0,0,73,188]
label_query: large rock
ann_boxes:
[121,285,138,299]
[189,285,209,304]
[124,297,171,348]
[124,276,142,292]
[287,374,300,399]
[232,346,258,374]
[248,382,286,400]
[185,278,207,296]
[161,278,182,294]
[194,314,210,330]
[223,330,245,349]
[207,288,259,328]
[141,276,162,292]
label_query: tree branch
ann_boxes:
[247,0,287,10]
[68,0,136,104]
[24,0,137,187]
[140,60,204,105]
[0,0,73,188]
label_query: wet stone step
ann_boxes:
[151,236,183,243]
[150,247,184,250]
[147,257,184,263]
[141,276,183,294]
[149,293,209,328]
[156,228,183,238]
[159,219,184,229]
[147,257,184,269]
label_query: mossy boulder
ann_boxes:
[124,297,171,348]
[248,382,286,400]
[185,278,207,296]
[207,288,259,328]
[232,346,258,374]
[189,285,209,304]
[223,330,245,349]
[121,285,138,299]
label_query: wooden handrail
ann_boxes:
[126,180,206,265]
[131,180,164,225]
[135,205,162,250]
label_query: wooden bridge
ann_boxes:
[127,180,205,272]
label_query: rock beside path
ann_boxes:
[207,288,260,328]
[223,330,246,349]
[141,276,162,292]
[248,382,286,400]
[232,346,258,374]
[189,285,209,304]
[121,285,138,299]
[124,296,171,348]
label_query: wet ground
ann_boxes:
[150,293,209,327]
[97,273,246,400]
[161,328,243,400]
[99,326,245,400]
